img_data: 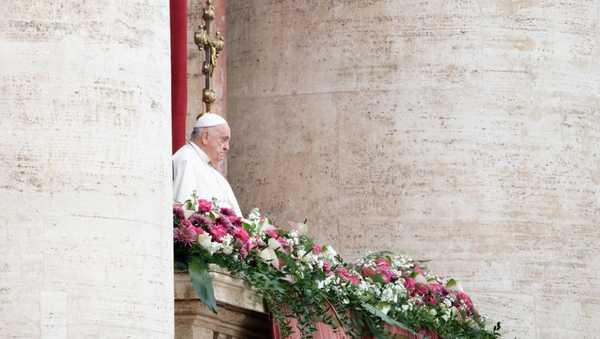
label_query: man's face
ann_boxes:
[200,124,231,166]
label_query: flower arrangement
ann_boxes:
[174,197,501,339]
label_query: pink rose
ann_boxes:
[312,244,322,254]
[322,260,332,273]
[197,199,212,213]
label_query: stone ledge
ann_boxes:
[174,270,271,339]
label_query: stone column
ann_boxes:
[226,1,600,338]
[0,1,173,338]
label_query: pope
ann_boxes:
[172,113,242,216]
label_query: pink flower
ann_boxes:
[193,226,205,235]
[312,244,322,254]
[174,226,197,246]
[374,258,394,283]
[189,214,212,227]
[265,229,279,239]
[428,282,444,295]
[209,225,228,242]
[425,294,438,306]
[456,291,474,311]
[228,215,242,227]
[375,258,390,270]
[322,260,332,273]
[277,237,288,247]
[380,271,394,283]
[337,267,361,285]
[173,204,185,220]
[362,266,377,278]
[216,216,233,230]
[220,207,235,216]
[233,227,250,243]
[239,246,249,258]
[404,278,416,294]
[197,199,213,213]
[415,283,429,296]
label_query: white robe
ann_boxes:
[172,141,242,216]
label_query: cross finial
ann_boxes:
[194,0,224,115]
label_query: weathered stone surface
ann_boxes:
[0,1,173,338]
[174,272,270,339]
[226,1,600,338]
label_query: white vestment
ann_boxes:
[172,141,242,216]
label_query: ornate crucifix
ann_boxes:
[194,0,225,114]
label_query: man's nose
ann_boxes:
[223,142,230,151]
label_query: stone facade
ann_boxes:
[0,1,173,338]
[226,1,600,338]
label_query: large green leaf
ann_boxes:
[188,257,217,313]
[361,303,417,336]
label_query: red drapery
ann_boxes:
[169,0,187,154]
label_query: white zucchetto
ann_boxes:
[194,112,227,128]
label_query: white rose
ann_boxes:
[197,233,214,253]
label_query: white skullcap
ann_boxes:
[194,113,227,128]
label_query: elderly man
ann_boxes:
[172,113,242,216]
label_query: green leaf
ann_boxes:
[361,303,417,336]
[188,257,218,313]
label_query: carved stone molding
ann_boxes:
[174,271,271,339]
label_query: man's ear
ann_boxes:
[200,129,210,145]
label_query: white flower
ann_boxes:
[317,279,326,289]
[377,303,391,315]
[197,233,216,254]
[183,208,195,219]
[222,243,233,255]
[268,237,281,250]
[222,234,233,246]
[381,286,398,303]
[259,247,277,263]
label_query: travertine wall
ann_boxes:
[226,1,600,338]
[0,1,173,338]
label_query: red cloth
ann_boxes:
[272,317,439,339]
[169,0,187,154]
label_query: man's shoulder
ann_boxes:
[173,144,194,163]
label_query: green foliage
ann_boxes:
[188,257,217,313]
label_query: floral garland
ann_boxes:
[173,197,501,339]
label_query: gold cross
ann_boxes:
[194,0,225,114]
